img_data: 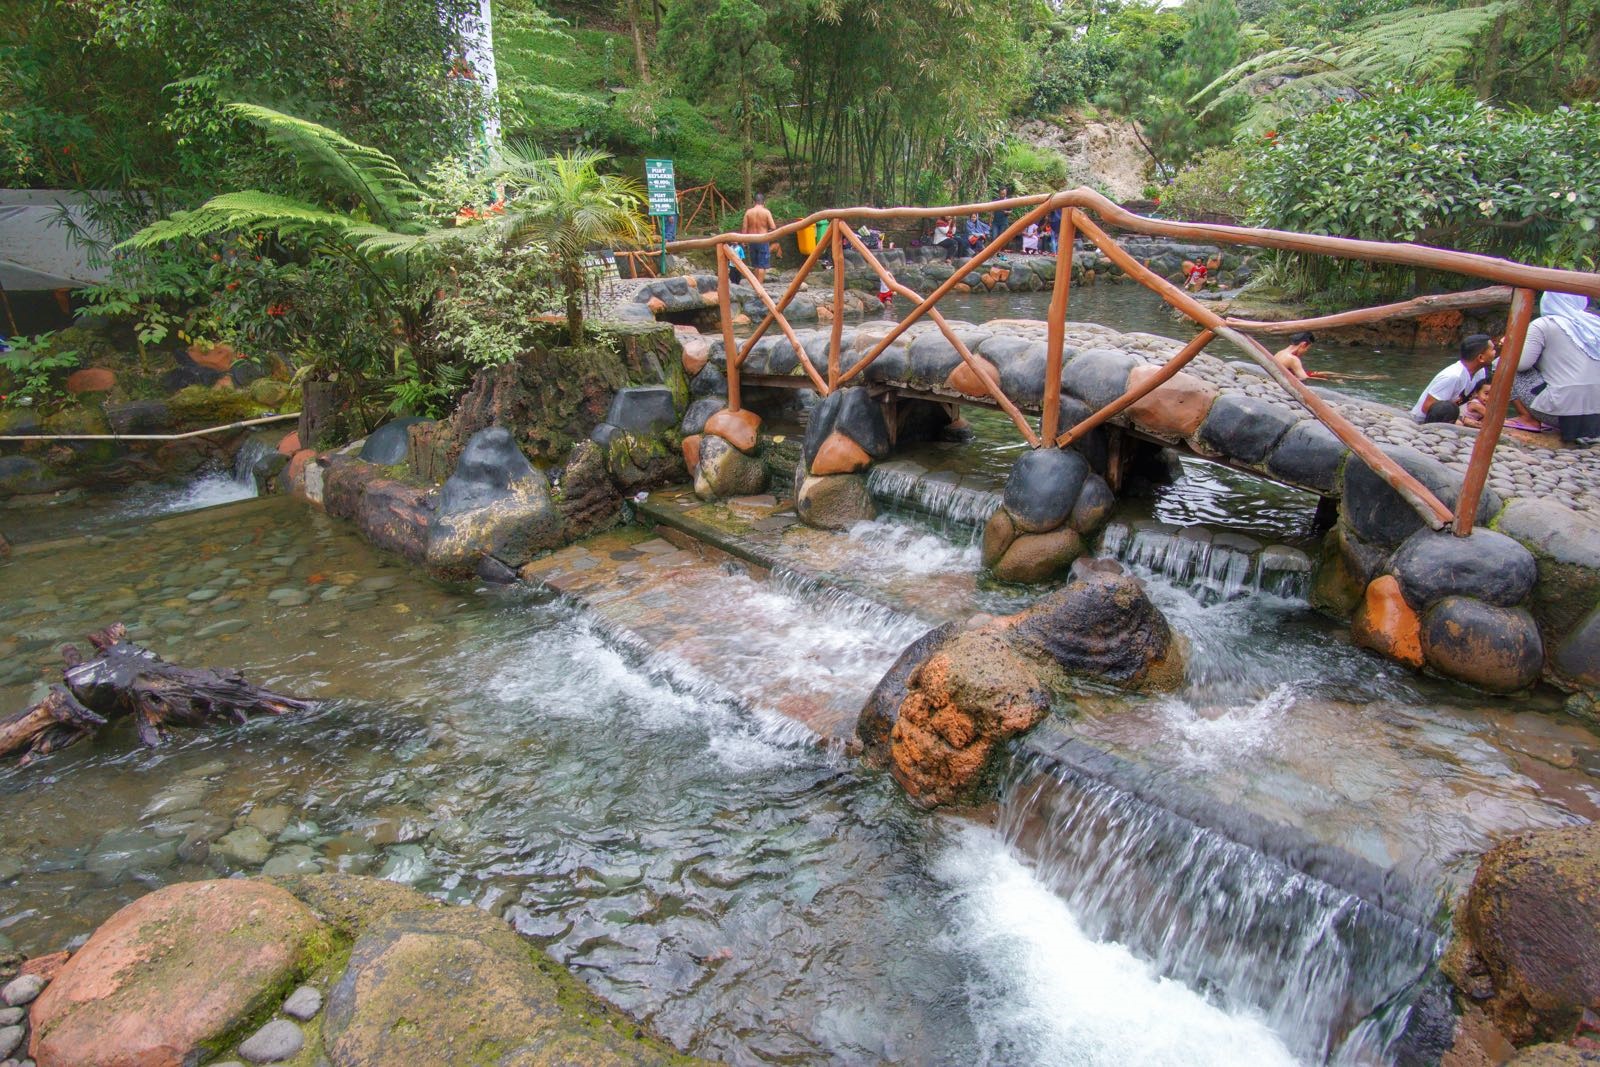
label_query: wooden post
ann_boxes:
[829,222,845,389]
[1041,210,1076,444]
[1454,286,1536,536]
[716,244,741,413]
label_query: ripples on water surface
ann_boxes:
[0,496,1308,1065]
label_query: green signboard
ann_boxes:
[644,158,677,218]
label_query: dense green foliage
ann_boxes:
[1246,86,1600,298]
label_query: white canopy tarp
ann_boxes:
[0,189,114,291]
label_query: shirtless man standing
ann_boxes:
[741,193,776,285]
[1273,331,1318,379]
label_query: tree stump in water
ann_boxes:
[0,623,312,764]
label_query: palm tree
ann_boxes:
[490,144,650,345]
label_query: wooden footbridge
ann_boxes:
[668,188,1600,537]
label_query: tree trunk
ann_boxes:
[2,624,311,765]
[628,0,651,84]
[567,288,584,346]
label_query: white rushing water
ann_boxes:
[935,824,1302,1067]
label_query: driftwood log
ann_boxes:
[1,624,312,764]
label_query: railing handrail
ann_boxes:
[692,187,1600,539]
[669,187,1600,300]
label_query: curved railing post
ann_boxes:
[829,222,845,390]
[715,244,741,413]
[1041,209,1076,445]
[1454,287,1536,536]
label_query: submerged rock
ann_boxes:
[794,470,874,530]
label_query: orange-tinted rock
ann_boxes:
[29,880,326,1067]
[646,296,667,315]
[1352,575,1424,668]
[731,312,751,327]
[809,430,872,476]
[681,433,702,473]
[22,951,70,982]
[675,326,711,376]
[700,289,719,305]
[953,283,971,293]
[276,430,301,456]
[887,627,1051,807]
[980,272,998,290]
[1125,365,1217,440]
[64,368,115,395]
[186,341,239,372]
[946,356,1000,399]
[704,408,761,454]
[815,305,834,323]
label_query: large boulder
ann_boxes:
[0,455,66,497]
[1422,596,1544,692]
[1001,447,1090,534]
[358,417,432,466]
[879,626,1053,807]
[426,428,562,580]
[802,387,890,470]
[1124,365,1217,441]
[856,622,959,764]
[1195,395,1298,465]
[1494,498,1600,645]
[1445,823,1600,1045]
[1060,347,1137,409]
[1389,528,1538,610]
[1352,575,1424,668]
[693,434,768,499]
[353,477,433,563]
[1342,445,1499,550]
[554,440,623,540]
[321,905,682,1067]
[1266,420,1347,495]
[28,880,327,1067]
[992,527,1083,584]
[1005,565,1185,690]
[601,384,678,437]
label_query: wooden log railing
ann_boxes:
[673,187,1600,536]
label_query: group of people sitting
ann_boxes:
[1408,292,1600,443]
[928,208,1064,261]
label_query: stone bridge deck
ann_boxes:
[683,317,1600,515]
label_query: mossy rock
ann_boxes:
[167,384,272,428]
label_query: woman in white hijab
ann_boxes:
[1515,291,1600,444]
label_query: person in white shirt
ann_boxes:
[931,217,959,262]
[1516,291,1600,444]
[1411,334,1496,423]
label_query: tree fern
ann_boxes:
[1192,3,1511,129]
[224,103,424,227]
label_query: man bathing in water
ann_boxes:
[742,193,776,285]
[1271,331,1385,383]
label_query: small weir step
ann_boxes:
[518,527,929,743]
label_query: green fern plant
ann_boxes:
[489,144,649,344]
[1191,3,1511,132]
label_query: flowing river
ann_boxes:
[1,287,1595,1065]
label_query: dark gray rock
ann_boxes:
[988,339,1052,406]
[1003,448,1090,534]
[1389,528,1538,609]
[1422,597,1543,693]
[438,428,534,515]
[1069,473,1115,533]
[603,386,678,437]
[1494,498,1600,641]
[681,397,724,436]
[0,455,64,496]
[161,363,221,392]
[855,621,960,764]
[1266,420,1348,495]
[1007,568,1183,689]
[908,333,964,383]
[863,343,910,383]
[762,337,800,376]
[1197,395,1298,465]
[740,335,779,375]
[1553,603,1600,688]
[588,422,621,450]
[803,386,891,467]
[229,360,267,387]
[1060,348,1137,410]
[358,417,431,466]
[1341,445,1498,550]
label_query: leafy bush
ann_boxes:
[1247,86,1600,300]
[1157,147,1252,221]
[1026,30,1120,116]
[0,333,82,410]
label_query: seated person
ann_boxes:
[1273,332,1318,379]
[1021,223,1040,254]
[1461,363,1552,431]
[932,217,960,261]
[1183,259,1208,290]
[966,215,990,250]
[1411,334,1496,424]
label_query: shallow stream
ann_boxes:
[0,287,1594,1065]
